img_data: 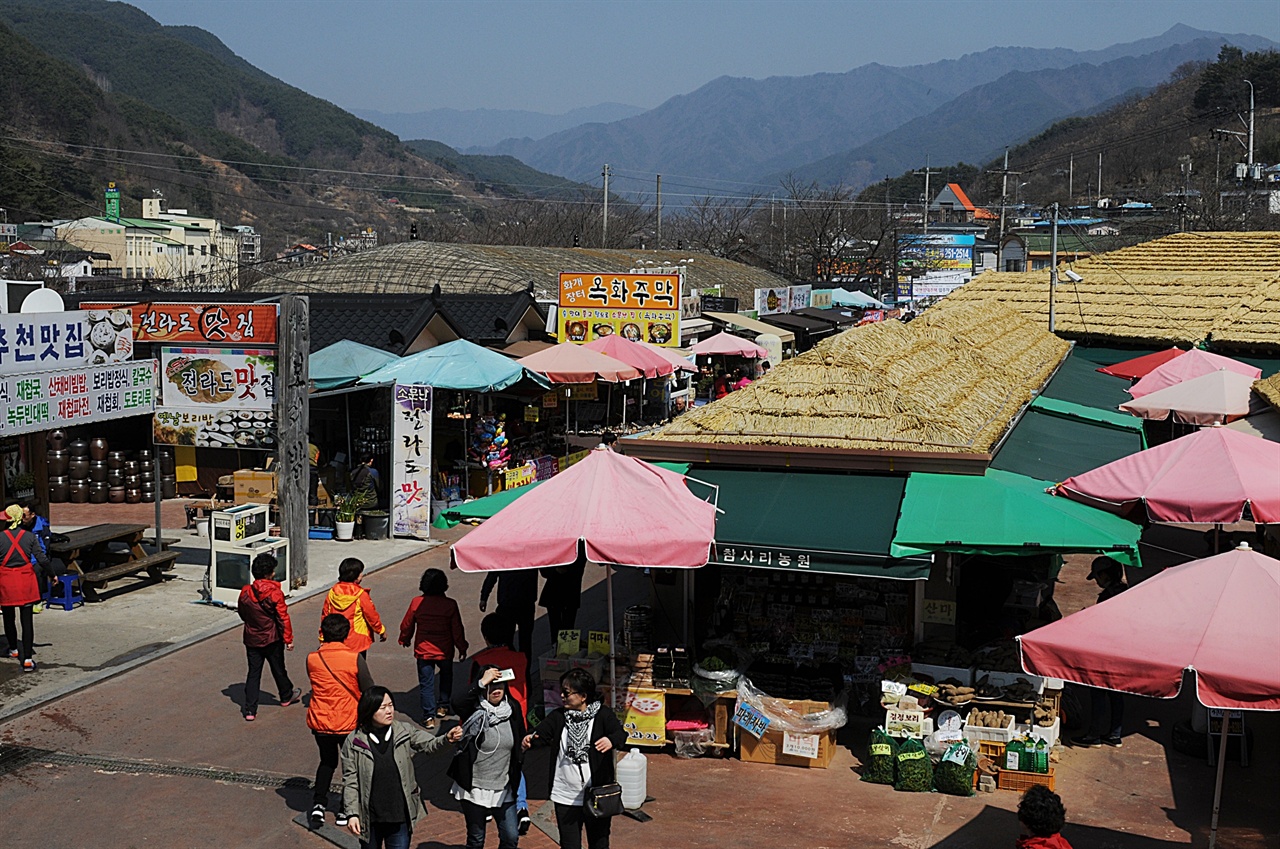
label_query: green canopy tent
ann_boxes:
[991,396,1146,483]
[1040,349,1135,411]
[310,339,399,391]
[891,468,1142,567]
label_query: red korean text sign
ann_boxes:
[83,302,279,345]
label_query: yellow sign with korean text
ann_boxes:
[618,688,667,747]
[557,629,582,657]
[558,272,681,346]
[588,630,611,658]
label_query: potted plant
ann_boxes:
[334,489,373,541]
[360,509,390,541]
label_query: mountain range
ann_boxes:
[354,102,646,150]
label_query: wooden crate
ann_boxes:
[996,767,1056,792]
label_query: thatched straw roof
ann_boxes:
[946,232,1280,350]
[1256,371,1280,413]
[648,299,1069,454]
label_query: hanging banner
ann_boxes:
[618,688,667,747]
[83,302,279,345]
[754,286,790,317]
[391,383,433,539]
[160,347,275,411]
[152,407,277,449]
[0,359,157,436]
[0,309,134,375]
[558,272,681,347]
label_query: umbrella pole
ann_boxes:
[1208,716,1230,848]
[606,562,617,710]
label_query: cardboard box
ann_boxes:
[233,469,276,505]
[738,727,836,769]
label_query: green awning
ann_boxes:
[691,469,932,580]
[1040,349,1133,411]
[891,468,1141,567]
[991,396,1146,483]
[433,462,691,528]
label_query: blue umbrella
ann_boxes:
[358,338,549,391]
[311,340,399,390]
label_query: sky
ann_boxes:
[128,0,1280,115]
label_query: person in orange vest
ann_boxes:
[306,613,374,830]
[322,558,387,656]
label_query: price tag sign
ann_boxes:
[732,702,771,739]
[588,630,612,658]
[781,731,821,759]
[557,629,581,657]
[885,708,927,737]
[922,598,958,625]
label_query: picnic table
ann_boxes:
[48,523,179,601]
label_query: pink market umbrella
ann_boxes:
[691,331,767,358]
[452,450,718,697]
[1055,426,1280,524]
[637,340,698,373]
[1118,369,1257,426]
[517,343,642,384]
[584,335,675,379]
[1018,545,1280,847]
[1128,348,1260,399]
[1096,347,1185,380]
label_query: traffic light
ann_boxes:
[410,222,419,240]
[573,233,581,247]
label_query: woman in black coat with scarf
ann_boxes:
[449,665,525,848]
[522,668,628,849]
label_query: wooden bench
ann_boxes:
[80,550,180,586]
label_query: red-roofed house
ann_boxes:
[930,183,997,224]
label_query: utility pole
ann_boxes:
[1245,79,1255,168]
[1097,153,1103,206]
[1068,155,1074,208]
[1048,203,1059,333]
[914,156,941,235]
[655,174,662,250]
[995,149,1020,273]
[602,164,610,247]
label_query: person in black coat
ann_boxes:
[449,665,525,848]
[522,669,628,849]
[538,561,586,646]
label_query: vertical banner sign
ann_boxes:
[392,384,433,539]
[558,272,681,346]
[105,182,120,219]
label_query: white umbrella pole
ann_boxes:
[1208,715,1230,848]
[606,562,617,709]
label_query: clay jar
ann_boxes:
[160,476,177,500]
[107,469,125,486]
[89,438,109,461]
[107,451,127,470]
[69,439,89,457]
[89,482,109,503]
[47,430,67,451]
[68,457,90,480]
[69,480,89,503]
[109,486,127,503]
[47,450,70,477]
[89,460,109,482]
[49,477,69,503]
[126,488,141,504]
[136,449,153,465]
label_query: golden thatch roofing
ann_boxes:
[648,299,1069,454]
[256,242,788,305]
[1256,371,1280,412]
[946,232,1280,350]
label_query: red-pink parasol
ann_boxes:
[516,343,643,384]
[637,340,698,373]
[1118,369,1257,426]
[584,336,676,378]
[691,331,768,358]
[1055,426,1280,523]
[1096,347,1184,380]
[1128,348,1260,399]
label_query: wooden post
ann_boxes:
[276,295,310,588]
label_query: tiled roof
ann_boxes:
[436,292,545,345]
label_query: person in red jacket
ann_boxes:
[306,613,374,830]
[1,504,52,672]
[1017,785,1074,849]
[321,557,387,656]
[237,553,300,721]
[400,568,467,730]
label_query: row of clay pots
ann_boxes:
[48,476,172,503]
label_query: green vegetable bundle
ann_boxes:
[861,728,898,785]
[894,737,933,792]
[934,741,976,796]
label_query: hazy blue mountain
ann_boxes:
[353,103,647,149]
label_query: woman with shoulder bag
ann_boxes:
[522,669,628,849]
[0,504,52,672]
[449,665,525,848]
[341,685,457,849]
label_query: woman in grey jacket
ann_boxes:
[341,685,461,849]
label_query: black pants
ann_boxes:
[313,731,345,807]
[545,606,580,648]
[2,604,35,662]
[553,803,611,849]
[498,601,536,666]
[243,641,293,714]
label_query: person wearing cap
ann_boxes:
[1074,557,1128,748]
[0,504,52,672]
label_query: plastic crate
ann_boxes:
[538,652,573,682]
[308,526,334,540]
[976,740,1006,760]
[996,767,1056,792]
[963,711,1017,744]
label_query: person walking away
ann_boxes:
[450,666,526,848]
[400,568,468,729]
[19,501,57,614]
[1,504,52,671]
[479,570,538,665]
[351,454,381,506]
[1017,785,1074,848]
[308,436,322,507]
[342,685,459,849]
[323,557,387,656]
[539,561,586,647]
[523,669,628,849]
[1073,557,1129,748]
[469,613,532,835]
[237,552,300,720]
[307,613,375,829]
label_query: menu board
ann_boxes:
[159,347,275,412]
[0,360,157,435]
[558,272,681,347]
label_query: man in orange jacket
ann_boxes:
[321,558,386,656]
[306,613,373,830]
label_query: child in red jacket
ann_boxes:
[321,557,386,655]
[400,568,467,730]
[1017,785,1073,848]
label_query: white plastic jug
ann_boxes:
[616,748,647,810]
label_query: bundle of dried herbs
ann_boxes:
[934,741,977,796]
[861,727,898,785]
[894,737,933,792]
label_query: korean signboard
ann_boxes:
[0,309,134,376]
[810,289,833,309]
[391,384,433,539]
[152,407,276,449]
[618,688,667,747]
[84,302,279,345]
[700,295,739,314]
[1,359,157,436]
[160,347,275,412]
[789,284,812,311]
[754,286,791,317]
[733,701,771,739]
[558,272,680,347]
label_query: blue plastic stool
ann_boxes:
[45,573,84,611]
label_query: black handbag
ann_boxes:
[580,765,624,818]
